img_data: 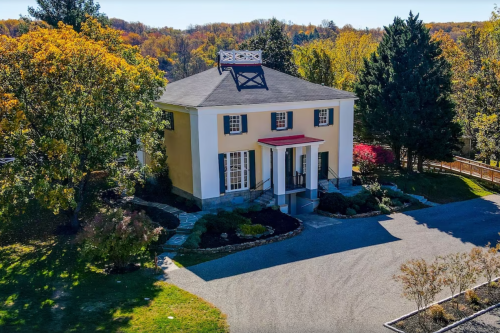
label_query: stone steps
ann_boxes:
[163,234,189,251]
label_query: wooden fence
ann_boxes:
[403,156,500,184]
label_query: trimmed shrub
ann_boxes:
[248,204,263,212]
[379,204,391,214]
[391,199,403,207]
[204,211,251,233]
[381,197,392,206]
[319,193,350,214]
[239,224,267,236]
[183,234,201,249]
[77,208,162,269]
[233,207,249,215]
[428,304,454,323]
[465,289,481,305]
[346,208,357,216]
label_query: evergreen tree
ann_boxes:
[27,0,109,32]
[355,12,460,172]
[240,18,298,76]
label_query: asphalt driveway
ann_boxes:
[166,195,500,333]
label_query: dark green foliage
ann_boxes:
[204,211,251,233]
[27,0,109,32]
[240,18,298,76]
[319,193,350,214]
[355,12,460,171]
[239,224,266,236]
[346,208,357,216]
[391,199,403,207]
[378,204,391,214]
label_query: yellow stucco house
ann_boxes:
[152,50,357,214]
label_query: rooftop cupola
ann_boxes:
[218,50,262,68]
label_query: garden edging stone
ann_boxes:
[384,277,500,333]
[316,203,411,219]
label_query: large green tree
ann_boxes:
[27,0,109,32]
[355,12,460,171]
[0,19,166,228]
[240,18,298,76]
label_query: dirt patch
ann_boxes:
[198,208,300,249]
[391,279,500,333]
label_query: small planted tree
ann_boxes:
[439,251,479,308]
[77,208,162,271]
[470,245,500,291]
[393,258,444,329]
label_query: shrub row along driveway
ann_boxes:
[166,195,500,333]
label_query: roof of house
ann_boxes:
[258,135,324,147]
[156,65,357,108]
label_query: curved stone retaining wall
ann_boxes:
[178,219,304,254]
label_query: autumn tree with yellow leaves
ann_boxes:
[0,18,167,228]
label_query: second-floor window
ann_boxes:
[230,115,242,134]
[163,111,174,130]
[275,112,287,130]
[318,109,328,126]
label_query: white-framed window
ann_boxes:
[276,112,287,130]
[229,115,242,134]
[224,151,249,191]
[319,109,328,126]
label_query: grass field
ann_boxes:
[376,170,496,204]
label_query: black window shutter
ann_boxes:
[242,115,248,133]
[314,109,320,127]
[170,112,175,130]
[249,150,256,189]
[271,112,277,130]
[287,111,293,130]
[328,108,334,126]
[223,116,230,135]
[218,153,226,194]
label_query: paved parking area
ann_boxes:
[166,195,500,333]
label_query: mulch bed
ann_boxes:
[391,279,500,333]
[124,202,180,230]
[198,208,300,249]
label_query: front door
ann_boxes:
[285,148,294,188]
[318,152,329,180]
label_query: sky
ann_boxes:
[0,0,496,30]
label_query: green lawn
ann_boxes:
[173,252,234,268]
[0,177,228,333]
[376,170,496,204]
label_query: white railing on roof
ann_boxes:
[219,50,262,65]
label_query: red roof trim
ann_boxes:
[258,135,324,146]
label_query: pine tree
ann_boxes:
[240,18,298,76]
[355,12,460,172]
[27,0,109,32]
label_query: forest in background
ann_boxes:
[0,17,485,82]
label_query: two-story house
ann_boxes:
[153,50,357,214]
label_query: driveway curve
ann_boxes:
[166,195,500,333]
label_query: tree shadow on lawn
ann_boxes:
[178,215,402,282]
[0,236,162,333]
[400,195,500,248]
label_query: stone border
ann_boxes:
[178,219,304,254]
[316,203,411,219]
[384,277,500,333]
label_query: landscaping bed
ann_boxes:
[318,183,416,217]
[182,207,301,251]
[386,279,500,333]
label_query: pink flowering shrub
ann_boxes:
[77,208,162,269]
[353,144,394,174]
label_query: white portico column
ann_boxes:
[305,144,320,199]
[272,147,286,205]
[261,146,271,189]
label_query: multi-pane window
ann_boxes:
[229,115,242,134]
[163,111,174,130]
[318,109,328,126]
[224,151,249,191]
[275,112,287,130]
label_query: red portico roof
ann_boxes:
[258,135,324,147]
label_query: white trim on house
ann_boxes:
[338,100,355,180]
[224,150,250,193]
[197,113,220,200]
[257,141,324,150]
